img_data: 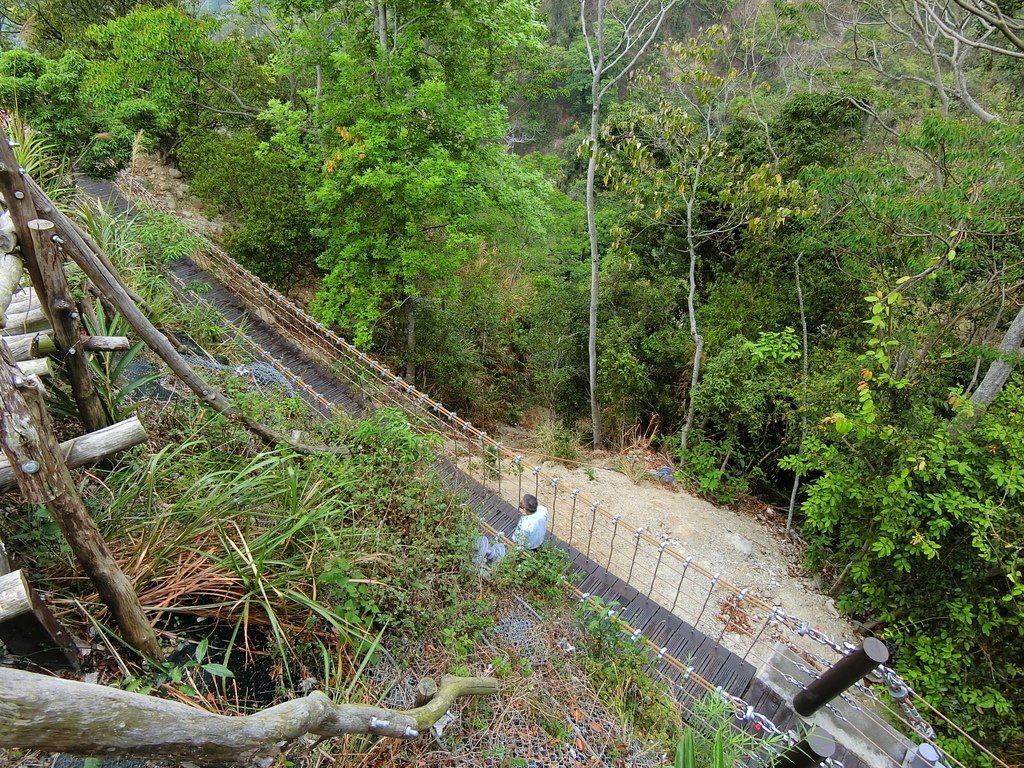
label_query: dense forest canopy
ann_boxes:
[1,0,1023,760]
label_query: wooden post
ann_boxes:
[0,569,79,668]
[0,339,161,659]
[414,677,438,706]
[0,137,107,433]
[0,141,48,308]
[5,333,127,361]
[0,415,148,490]
[27,218,108,431]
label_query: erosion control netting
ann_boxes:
[355,603,667,768]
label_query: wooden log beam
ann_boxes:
[0,667,497,764]
[0,252,22,328]
[83,335,132,352]
[8,286,40,311]
[0,340,161,659]
[4,333,127,360]
[4,332,54,361]
[0,415,147,490]
[16,357,52,378]
[0,209,16,254]
[0,570,79,668]
[1,302,48,335]
[0,143,48,309]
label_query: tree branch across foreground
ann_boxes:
[0,667,497,766]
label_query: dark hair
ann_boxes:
[522,494,538,513]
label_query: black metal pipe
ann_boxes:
[794,637,889,716]
[776,731,837,768]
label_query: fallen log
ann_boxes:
[0,667,497,765]
[0,415,147,490]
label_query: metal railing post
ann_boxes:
[793,638,889,717]
[626,527,644,584]
[606,515,622,570]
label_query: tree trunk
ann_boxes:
[585,0,605,447]
[0,667,497,765]
[0,415,147,490]
[0,341,161,659]
[952,42,1000,123]
[787,254,810,535]
[680,335,703,451]
[956,301,1024,433]
[680,191,702,453]
[375,0,388,48]
[405,297,416,383]
[586,107,602,446]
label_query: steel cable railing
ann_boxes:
[114,171,1001,768]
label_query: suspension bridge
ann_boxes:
[105,171,1001,768]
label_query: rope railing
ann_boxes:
[114,171,999,768]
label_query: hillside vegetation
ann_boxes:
[1,0,1023,761]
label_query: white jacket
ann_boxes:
[512,505,549,550]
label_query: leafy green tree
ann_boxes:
[778,117,1024,761]
[85,7,270,150]
[0,47,143,175]
[262,0,552,385]
[0,0,174,52]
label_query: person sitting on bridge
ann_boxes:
[512,493,548,551]
[473,493,549,570]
